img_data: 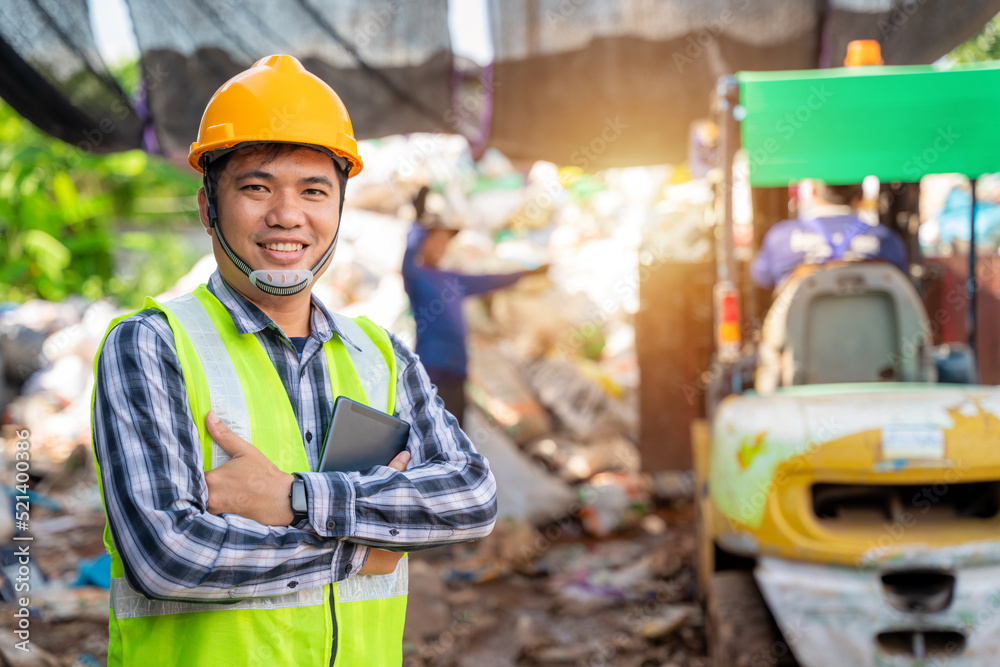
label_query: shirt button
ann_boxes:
[344,563,353,573]
[305,431,313,443]
[390,528,399,536]
[326,519,336,531]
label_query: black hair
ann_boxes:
[413,185,430,220]
[815,183,864,206]
[203,143,349,220]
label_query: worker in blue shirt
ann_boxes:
[402,187,546,426]
[750,182,908,290]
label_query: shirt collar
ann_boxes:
[206,271,362,351]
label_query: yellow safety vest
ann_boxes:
[91,286,408,666]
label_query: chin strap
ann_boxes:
[205,175,338,297]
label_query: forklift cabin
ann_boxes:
[696,58,1000,666]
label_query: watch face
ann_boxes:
[292,480,308,513]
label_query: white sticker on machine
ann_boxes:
[881,424,946,460]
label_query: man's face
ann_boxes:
[199,146,341,295]
[420,229,456,267]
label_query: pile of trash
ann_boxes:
[0,133,702,664]
[403,504,707,667]
[0,298,120,470]
[343,140,686,546]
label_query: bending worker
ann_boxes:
[750,181,908,290]
[92,55,497,666]
[402,187,546,426]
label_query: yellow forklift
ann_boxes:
[695,47,1000,666]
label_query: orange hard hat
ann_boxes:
[844,40,883,67]
[188,54,364,177]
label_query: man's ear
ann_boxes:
[198,187,213,235]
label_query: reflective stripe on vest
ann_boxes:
[111,579,325,619]
[330,313,390,412]
[167,292,247,467]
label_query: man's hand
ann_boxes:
[360,549,406,576]
[205,410,295,526]
[359,448,411,576]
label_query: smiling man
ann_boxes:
[91,55,497,667]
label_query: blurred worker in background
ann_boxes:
[688,119,718,179]
[403,186,547,427]
[750,181,908,290]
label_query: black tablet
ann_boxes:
[318,396,410,473]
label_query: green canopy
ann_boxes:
[738,62,1000,187]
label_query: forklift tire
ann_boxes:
[707,570,797,667]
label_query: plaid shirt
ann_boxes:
[93,271,496,601]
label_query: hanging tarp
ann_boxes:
[1,0,1000,169]
[0,0,453,163]
[485,0,1000,170]
[738,62,1000,186]
[0,0,146,153]
[122,0,453,162]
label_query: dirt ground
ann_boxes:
[401,503,707,667]
[0,497,707,667]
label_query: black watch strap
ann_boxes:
[290,474,309,524]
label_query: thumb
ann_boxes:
[206,410,250,457]
[387,450,411,472]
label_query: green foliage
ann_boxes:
[0,100,202,308]
[109,59,142,100]
[950,12,1000,63]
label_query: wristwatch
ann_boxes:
[290,474,309,524]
